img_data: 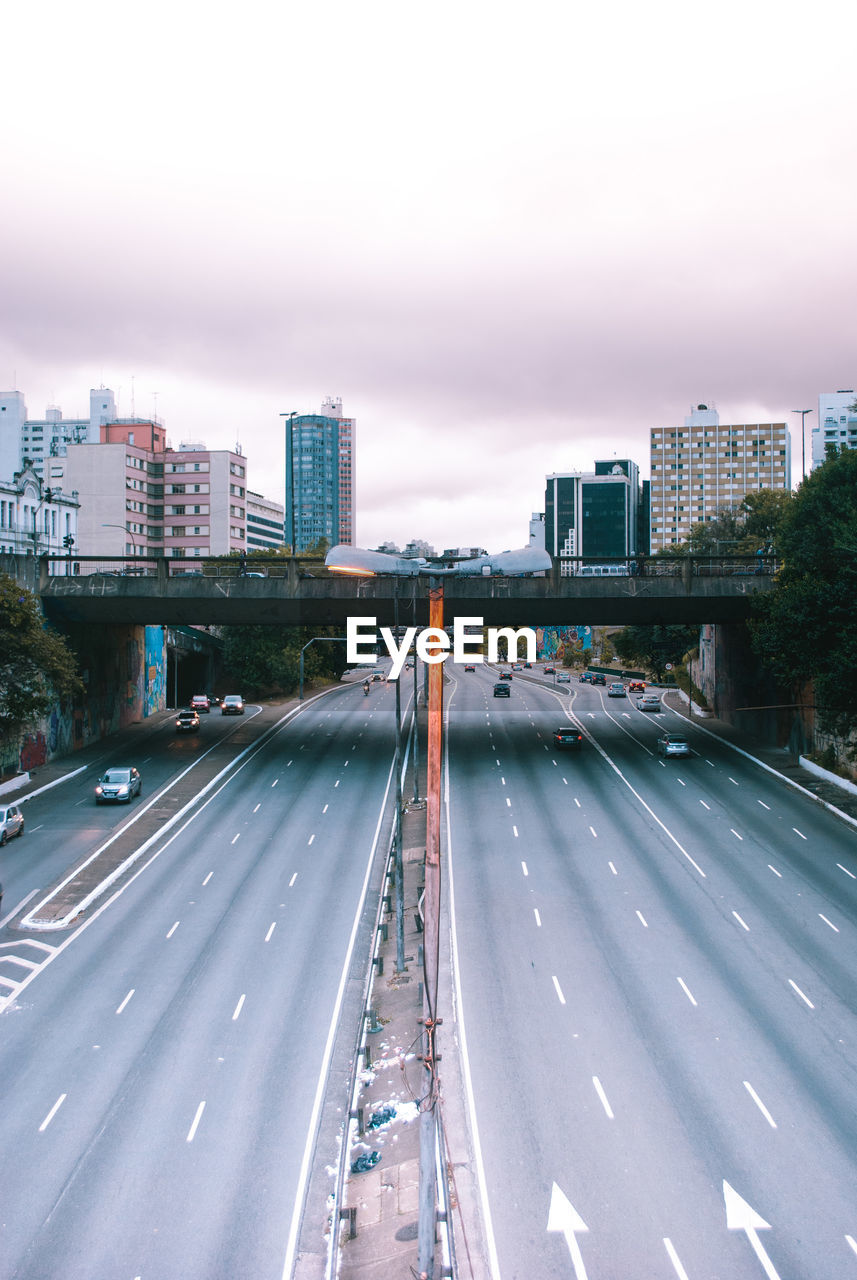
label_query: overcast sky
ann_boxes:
[3,1,855,552]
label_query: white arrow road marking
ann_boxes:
[547,1182,589,1279]
[723,1180,782,1280]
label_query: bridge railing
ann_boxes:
[34,555,331,580]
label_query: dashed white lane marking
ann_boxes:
[272,778,279,787]
[589,826,597,838]
[232,994,246,1021]
[116,989,135,1015]
[592,1076,614,1119]
[334,780,340,788]
[39,1094,67,1132]
[699,800,711,810]
[728,777,739,786]
[608,862,618,875]
[513,826,519,837]
[793,828,807,840]
[322,804,328,814]
[636,911,648,928]
[166,922,180,938]
[521,861,529,876]
[846,1235,857,1258]
[837,864,856,879]
[265,923,276,942]
[287,761,293,767]
[501,776,506,785]
[744,1080,777,1128]
[730,829,743,841]
[732,911,750,932]
[231,833,240,845]
[253,804,261,813]
[202,872,213,885]
[819,914,840,933]
[677,778,686,787]
[552,976,566,1005]
[308,834,315,846]
[789,979,815,1009]
[505,798,511,807]
[289,873,298,887]
[534,909,542,927]
[758,800,771,810]
[186,1100,206,1142]
[677,977,697,1006]
[663,1237,691,1280]
[768,865,782,878]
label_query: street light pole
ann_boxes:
[101,522,138,555]
[792,409,813,482]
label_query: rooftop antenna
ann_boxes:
[153,390,159,421]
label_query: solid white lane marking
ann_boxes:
[186,1100,206,1142]
[253,804,261,813]
[768,865,782,878]
[521,861,529,876]
[232,994,245,1021]
[636,911,648,928]
[733,911,750,931]
[730,829,743,841]
[744,1081,777,1128]
[231,833,240,844]
[592,1077,614,1119]
[789,979,815,1009]
[39,1093,67,1132]
[289,873,297,887]
[116,989,135,1015]
[699,800,710,810]
[166,922,179,938]
[552,976,566,1004]
[793,828,807,840]
[758,800,771,810]
[677,977,697,1006]
[664,1237,691,1280]
[202,872,213,885]
[265,923,276,942]
[308,834,315,845]
[837,864,856,879]
[819,914,840,933]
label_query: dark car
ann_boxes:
[221,695,245,715]
[464,664,476,672]
[544,666,556,675]
[579,671,593,683]
[190,694,210,713]
[592,673,606,686]
[499,671,513,681]
[95,767,142,804]
[553,726,583,750]
[176,709,201,733]
[493,682,511,697]
[628,679,646,692]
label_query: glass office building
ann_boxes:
[284,398,355,553]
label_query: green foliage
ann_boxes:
[220,624,347,695]
[749,449,857,738]
[612,624,698,681]
[658,489,794,557]
[0,575,83,735]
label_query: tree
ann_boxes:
[612,624,699,681]
[220,624,347,695]
[0,575,83,739]
[749,448,857,740]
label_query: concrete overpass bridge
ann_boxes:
[18,554,777,628]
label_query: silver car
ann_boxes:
[95,767,142,803]
[637,694,662,712]
[658,733,691,758]
[608,682,627,697]
[0,803,25,845]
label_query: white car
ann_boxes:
[556,671,570,682]
[0,803,25,845]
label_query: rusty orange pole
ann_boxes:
[418,582,443,1278]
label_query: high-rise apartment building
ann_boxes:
[544,459,642,574]
[246,490,285,551]
[649,405,790,553]
[812,390,857,469]
[284,397,355,553]
[0,387,119,484]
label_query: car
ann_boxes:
[658,732,691,758]
[95,767,142,803]
[0,803,25,845]
[592,673,606,686]
[557,671,570,682]
[499,671,513,680]
[544,666,556,675]
[372,673,384,682]
[464,664,476,672]
[524,662,532,669]
[637,694,661,712]
[628,679,646,692]
[607,682,627,697]
[176,709,201,733]
[221,695,245,715]
[553,726,583,750]
[579,672,594,683]
[493,682,511,697]
[190,694,210,713]
[511,663,523,671]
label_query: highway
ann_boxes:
[446,666,857,1280]
[0,684,400,1280]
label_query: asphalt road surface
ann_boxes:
[446,666,857,1280]
[0,684,399,1280]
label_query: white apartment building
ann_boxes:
[246,490,285,551]
[650,404,791,552]
[0,466,79,556]
[0,387,119,484]
[811,390,857,469]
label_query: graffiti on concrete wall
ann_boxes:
[536,625,591,659]
[145,625,166,716]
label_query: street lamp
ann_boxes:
[792,409,813,482]
[101,522,138,555]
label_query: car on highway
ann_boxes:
[592,673,606,685]
[553,726,583,750]
[221,695,245,715]
[372,672,384,682]
[579,671,593,683]
[557,671,570,682]
[544,666,556,675]
[95,767,142,804]
[493,682,511,697]
[175,708,201,733]
[658,732,691,758]
[464,664,476,672]
[628,679,646,692]
[0,803,25,845]
[637,694,661,712]
[511,663,523,671]
[190,694,210,713]
[499,671,513,680]
[608,682,627,697]
[523,662,532,669]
